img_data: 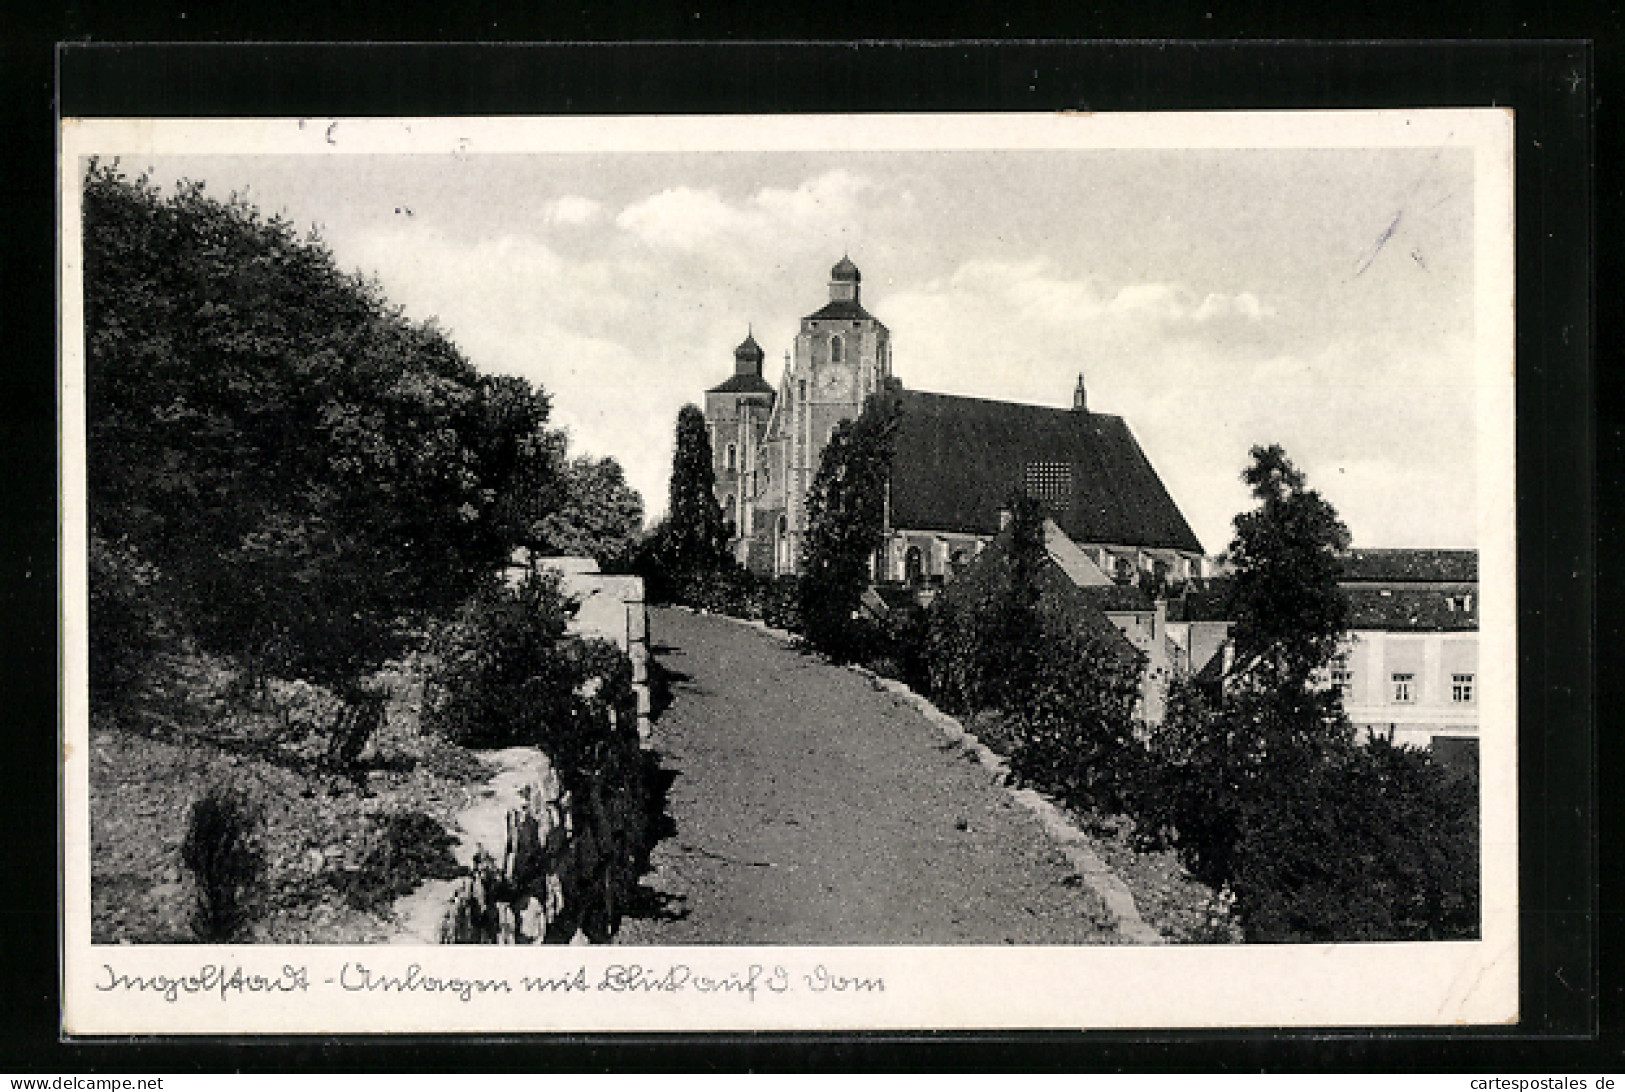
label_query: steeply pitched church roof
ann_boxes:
[888,390,1204,554]
[707,373,776,395]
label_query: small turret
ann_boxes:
[734,330,765,377]
[829,254,861,304]
[1072,372,1088,412]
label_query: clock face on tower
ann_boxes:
[817,367,852,399]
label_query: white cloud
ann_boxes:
[614,169,882,255]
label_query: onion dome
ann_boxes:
[830,255,861,284]
[734,331,765,365]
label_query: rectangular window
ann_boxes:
[1023,461,1073,512]
[1451,673,1475,703]
[1330,667,1353,698]
[1391,672,1415,703]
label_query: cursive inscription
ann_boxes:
[95,963,308,1003]
[89,961,884,1007]
[598,963,791,1002]
[340,962,512,1002]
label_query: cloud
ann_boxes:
[332,224,793,524]
[614,169,883,254]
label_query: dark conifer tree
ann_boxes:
[798,391,902,656]
[660,404,731,576]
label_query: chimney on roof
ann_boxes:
[1072,373,1088,412]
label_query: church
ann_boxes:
[703,256,1205,589]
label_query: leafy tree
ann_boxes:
[81,160,562,742]
[922,495,1144,813]
[798,391,902,656]
[534,455,645,565]
[637,405,731,600]
[1137,446,1475,941]
[1226,443,1352,694]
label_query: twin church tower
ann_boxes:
[703,256,1205,586]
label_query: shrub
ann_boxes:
[1003,625,1146,815]
[1141,683,1479,942]
[423,572,640,790]
[421,572,576,748]
[87,534,165,711]
[669,565,760,618]
[336,811,464,912]
[180,782,264,941]
[1223,735,1479,942]
[759,575,802,632]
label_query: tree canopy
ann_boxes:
[83,160,563,694]
[1225,443,1352,694]
[534,454,646,566]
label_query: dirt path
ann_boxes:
[614,608,1124,946]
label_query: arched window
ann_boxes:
[905,546,924,584]
[723,494,735,518]
[726,443,737,471]
[830,335,844,363]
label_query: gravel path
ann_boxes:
[614,608,1124,946]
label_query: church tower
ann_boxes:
[704,329,775,565]
[767,255,892,572]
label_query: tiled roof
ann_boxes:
[1346,588,1478,632]
[888,390,1203,554]
[1337,548,1478,583]
[1165,578,1236,622]
[805,299,882,323]
[706,373,777,396]
[1073,583,1155,613]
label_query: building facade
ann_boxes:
[1331,549,1480,766]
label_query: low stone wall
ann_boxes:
[395,745,648,945]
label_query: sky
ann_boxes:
[118,142,1480,553]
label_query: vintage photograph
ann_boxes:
[60,112,1517,1031]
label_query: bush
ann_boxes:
[1140,683,1479,942]
[759,575,802,632]
[422,572,575,748]
[423,572,639,789]
[87,534,165,711]
[1003,625,1146,815]
[180,782,263,941]
[1223,735,1479,942]
[669,565,760,618]
[335,811,464,912]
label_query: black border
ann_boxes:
[5,38,1601,1072]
